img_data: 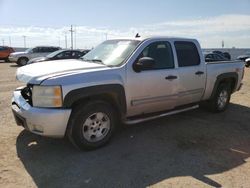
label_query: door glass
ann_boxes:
[139,41,174,70]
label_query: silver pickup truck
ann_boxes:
[12,36,245,150]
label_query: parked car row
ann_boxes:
[9,46,61,65]
[7,46,90,66]
[204,52,229,62]
[203,50,250,68]
[27,49,90,64]
[3,44,250,69]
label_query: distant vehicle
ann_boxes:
[28,49,89,64]
[80,49,90,56]
[222,52,231,60]
[212,50,231,60]
[237,52,250,61]
[204,52,229,62]
[9,46,61,66]
[245,58,250,67]
[0,46,14,62]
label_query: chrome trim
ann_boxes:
[124,105,199,124]
[131,88,203,106]
[178,88,204,97]
[131,94,176,106]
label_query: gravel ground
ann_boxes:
[0,62,250,188]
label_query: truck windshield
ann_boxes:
[81,40,140,66]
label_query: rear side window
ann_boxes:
[174,41,200,67]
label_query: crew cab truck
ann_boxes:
[12,36,245,150]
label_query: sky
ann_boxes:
[0,0,250,48]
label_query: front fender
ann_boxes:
[63,84,127,114]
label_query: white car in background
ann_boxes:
[9,46,61,66]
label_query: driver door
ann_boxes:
[126,41,179,117]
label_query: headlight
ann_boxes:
[32,85,63,107]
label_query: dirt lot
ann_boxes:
[0,62,250,188]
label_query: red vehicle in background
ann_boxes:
[0,46,14,62]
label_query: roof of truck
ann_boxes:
[108,35,196,42]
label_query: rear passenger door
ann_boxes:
[174,41,206,106]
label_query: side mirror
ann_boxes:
[133,57,155,72]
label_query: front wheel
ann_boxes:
[67,100,117,150]
[202,83,231,112]
[17,57,28,66]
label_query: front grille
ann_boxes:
[21,84,33,106]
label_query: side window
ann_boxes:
[56,51,71,58]
[206,54,213,59]
[0,47,6,51]
[50,47,59,52]
[174,41,200,67]
[32,47,39,53]
[139,41,174,70]
[72,51,82,58]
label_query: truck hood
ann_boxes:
[16,59,107,84]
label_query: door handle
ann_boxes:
[195,71,204,75]
[165,75,178,80]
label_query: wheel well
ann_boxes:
[18,57,29,61]
[71,93,123,117]
[218,77,236,92]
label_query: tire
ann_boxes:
[67,100,117,150]
[4,57,10,62]
[246,62,250,67]
[203,83,231,113]
[17,57,28,66]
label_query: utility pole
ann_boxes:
[222,40,224,48]
[2,39,4,46]
[69,25,74,50]
[9,36,11,47]
[59,37,61,47]
[64,32,68,48]
[74,25,77,49]
[23,36,26,48]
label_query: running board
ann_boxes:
[124,105,199,125]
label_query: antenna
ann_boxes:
[135,33,140,38]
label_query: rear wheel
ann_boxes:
[17,57,28,66]
[67,100,117,150]
[201,83,231,112]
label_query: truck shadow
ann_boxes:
[16,103,250,188]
